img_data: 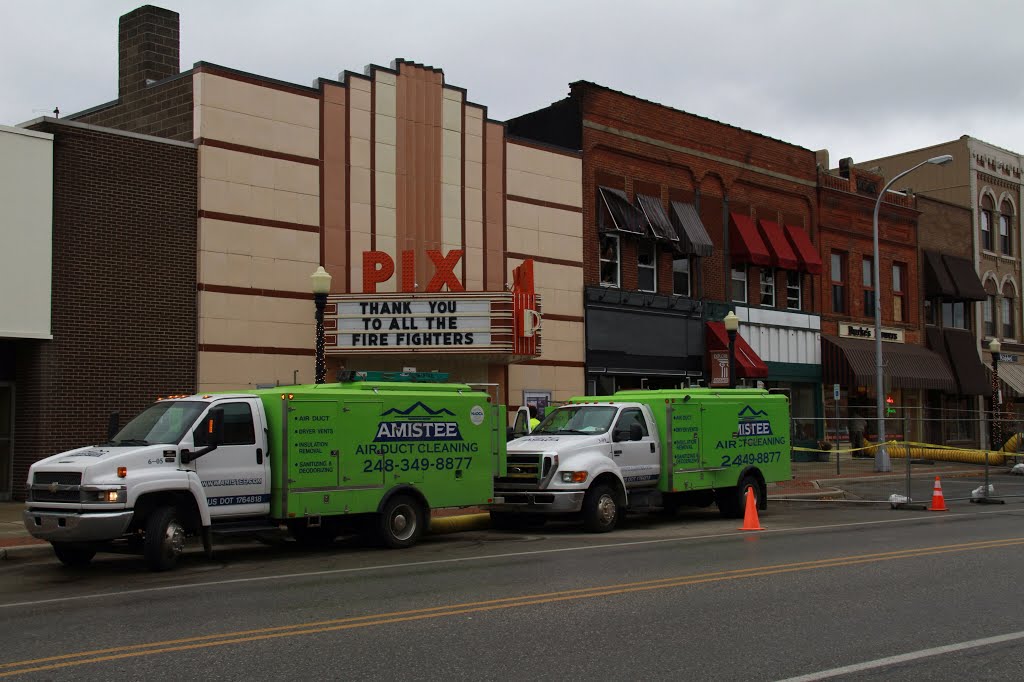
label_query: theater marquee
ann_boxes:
[324,259,542,359]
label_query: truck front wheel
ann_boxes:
[377,495,424,549]
[52,542,96,568]
[582,484,619,533]
[144,506,186,571]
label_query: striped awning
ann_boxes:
[821,334,956,392]
[669,201,713,257]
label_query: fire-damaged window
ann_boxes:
[637,241,657,292]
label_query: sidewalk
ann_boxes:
[0,458,1001,555]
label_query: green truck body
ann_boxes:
[257,381,507,520]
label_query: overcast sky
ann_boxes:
[4,0,1024,163]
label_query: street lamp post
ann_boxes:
[724,311,739,389]
[981,337,1006,504]
[990,338,1002,451]
[871,154,954,472]
[310,266,333,384]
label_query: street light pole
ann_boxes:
[724,310,739,389]
[310,266,333,384]
[871,154,953,472]
[980,337,1006,504]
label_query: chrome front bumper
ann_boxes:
[23,509,134,542]
[490,490,585,514]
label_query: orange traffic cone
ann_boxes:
[929,476,948,512]
[738,487,764,531]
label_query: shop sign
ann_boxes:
[999,353,1018,363]
[709,351,730,387]
[838,322,904,343]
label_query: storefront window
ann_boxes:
[831,252,846,313]
[637,241,656,292]
[786,271,801,310]
[731,265,748,304]
[985,294,996,337]
[759,268,775,307]
[942,301,967,330]
[600,234,620,288]
[673,256,690,297]
[862,256,875,318]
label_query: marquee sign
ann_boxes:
[324,259,542,358]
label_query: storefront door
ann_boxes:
[0,383,11,500]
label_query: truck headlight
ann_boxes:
[83,487,126,503]
[560,471,588,483]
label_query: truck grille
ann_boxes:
[34,472,82,486]
[495,453,547,490]
[29,471,82,503]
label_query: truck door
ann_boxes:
[339,402,385,489]
[611,407,659,487]
[194,400,271,518]
[286,398,341,490]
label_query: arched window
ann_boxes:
[981,194,995,251]
[984,279,998,337]
[1001,282,1016,339]
[1000,200,1015,256]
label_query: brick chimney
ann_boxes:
[118,5,180,98]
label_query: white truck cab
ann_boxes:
[491,401,659,531]
[24,394,271,569]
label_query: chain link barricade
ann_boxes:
[786,406,1024,506]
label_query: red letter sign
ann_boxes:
[362,251,394,293]
[426,250,465,292]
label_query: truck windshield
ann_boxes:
[534,405,618,435]
[104,401,207,446]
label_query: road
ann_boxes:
[1,501,1023,681]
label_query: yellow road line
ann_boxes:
[3,537,1022,677]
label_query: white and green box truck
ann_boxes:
[491,388,791,531]
[23,372,506,570]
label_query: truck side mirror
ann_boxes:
[629,423,644,441]
[205,408,225,448]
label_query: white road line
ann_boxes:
[1,508,1020,610]
[776,629,1024,681]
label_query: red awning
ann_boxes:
[729,212,771,266]
[783,223,823,275]
[706,321,769,379]
[757,219,799,270]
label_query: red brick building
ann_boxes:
[8,118,198,493]
[509,82,825,434]
[816,159,984,443]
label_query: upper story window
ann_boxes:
[637,241,656,292]
[942,301,968,330]
[731,265,748,304]
[862,256,875,318]
[673,256,690,297]
[831,252,846,314]
[759,268,776,307]
[892,262,906,323]
[1000,200,1015,256]
[1002,283,1016,338]
[985,293,996,337]
[600,234,620,288]
[786,271,802,311]
[981,194,995,251]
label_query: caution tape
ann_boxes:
[794,435,1024,466]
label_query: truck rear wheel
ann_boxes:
[377,495,424,549]
[717,474,760,519]
[144,506,186,571]
[52,542,96,568]
[582,484,619,533]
